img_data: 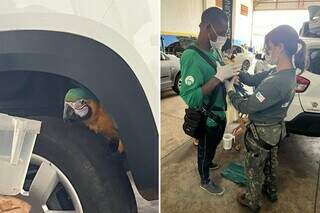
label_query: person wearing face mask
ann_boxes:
[179,7,240,195]
[225,25,301,212]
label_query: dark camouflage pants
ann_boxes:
[244,131,278,209]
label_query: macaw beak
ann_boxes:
[63,104,78,122]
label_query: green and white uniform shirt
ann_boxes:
[180,46,226,127]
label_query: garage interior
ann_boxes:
[161,0,320,212]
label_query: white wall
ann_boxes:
[161,0,204,36]
[161,0,224,36]
[161,0,254,48]
[232,0,253,46]
[204,0,216,9]
[252,10,309,52]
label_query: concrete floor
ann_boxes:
[161,90,320,213]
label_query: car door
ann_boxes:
[161,52,173,90]
[298,44,320,114]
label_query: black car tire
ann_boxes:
[32,116,138,213]
[172,72,181,94]
[242,60,250,71]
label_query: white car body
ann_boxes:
[230,45,254,71]
[223,45,254,71]
[0,0,159,129]
[160,52,180,93]
[285,37,320,136]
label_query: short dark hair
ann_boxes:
[265,25,299,57]
[201,7,228,25]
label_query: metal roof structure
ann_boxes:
[254,0,320,10]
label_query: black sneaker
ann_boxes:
[200,179,225,196]
[209,162,220,170]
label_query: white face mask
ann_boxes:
[210,36,227,50]
[209,25,227,50]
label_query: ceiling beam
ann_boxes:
[254,0,320,11]
[255,0,318,3]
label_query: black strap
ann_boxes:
[207,110,224,125]
[247,123,276,150]
[187,46,217,70]
[186,45,226,112]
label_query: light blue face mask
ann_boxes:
[209,24,227,50]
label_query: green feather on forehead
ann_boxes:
[65,87,99,103]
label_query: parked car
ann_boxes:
[161,35,197,58]
[225,45,254,71]
[161,51,181,94]
[285,37,320,136]
[165,41,184,57]
[0,1,158,213]
[300,5,320,37]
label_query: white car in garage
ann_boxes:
[160,51,181,94]
[285,37,320,136]
[226,45,254,71]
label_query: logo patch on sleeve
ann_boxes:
[256,91,266,103]
[185,76,195,86]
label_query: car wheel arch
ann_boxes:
[0,30,158,200]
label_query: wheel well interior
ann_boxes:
[0,70,85,118]
[0,30,158,200]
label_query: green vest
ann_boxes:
[180,46,226,127]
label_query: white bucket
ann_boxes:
[223,133,235,150]
[0,113,41,195]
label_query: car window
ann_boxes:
[309,49,320,74]
[232,46,243,54]
[236,46,243,53]
[161,35,196,58]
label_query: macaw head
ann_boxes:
[63,87,99,122]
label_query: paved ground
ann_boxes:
[161,90,320,213]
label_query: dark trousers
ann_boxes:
[198,120,226,183]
